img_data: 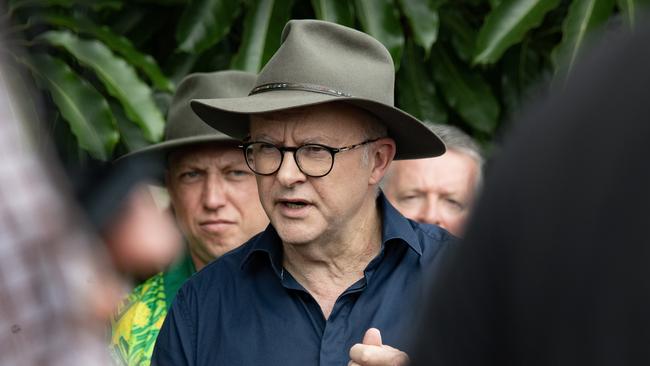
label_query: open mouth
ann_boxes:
[278,199,310,209]
[285,202,307,209]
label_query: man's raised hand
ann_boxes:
[348,328,409,366]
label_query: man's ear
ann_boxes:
[369,138,396,185]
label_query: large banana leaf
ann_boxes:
[31,13,174,92]
[165,52,202,85]
[310,0,355,26]
[51,113,87,163]
[474,0,561,65]
[617,0,650,27]
[38,30,164,142]
[432,47,500,134]
[490,0,503,8]
[176,0,241,54]
[553,0,615,74]
[23,53,118,160]
[397,40,447,124]
[134,0,185,4]
[439,7,476,63]
[9,0,121,11]
[354,0,404,69]
[108,5,146,36]
[501,41,549,116]
[128,8,173,48]
[111,102,150,153]
[230,0,294,72]
[398,0,441,57]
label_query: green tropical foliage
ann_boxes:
[3,0,646,162]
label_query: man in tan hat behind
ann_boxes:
[110,71,268,366]
[153,20,454,366]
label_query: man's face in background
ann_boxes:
[384,150,479,237]
[167,143,268,269]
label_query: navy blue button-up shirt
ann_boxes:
[152,194,454,366]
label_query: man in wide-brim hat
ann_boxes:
[153,20,454,366]
[110,70,268,366]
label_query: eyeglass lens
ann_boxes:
[244,143,333,177]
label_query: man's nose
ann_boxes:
[202,174,227,210]
[276,151,306,187]
[417,198,442,226]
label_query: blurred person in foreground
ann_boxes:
[409,18,650,366]
[0,44,115,366]
[71,154,182,279]
[110,70,269,366]
[152,19,454,366]
[383,124,483,237]
[1,41,185,365]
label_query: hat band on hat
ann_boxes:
[249,82,353,98]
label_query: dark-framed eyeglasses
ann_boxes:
[240,138,382,178]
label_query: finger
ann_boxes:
[349,344,378,365]
[349,344,410,366]
[348,361,361,366]
[362,327,382,346]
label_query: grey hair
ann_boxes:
[380,124,484,192]
[429,124,484,189]
[355,109,388,196]
[358,109,388,165]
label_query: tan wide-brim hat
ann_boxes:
[118,70,256,163]
[191,20,445,160]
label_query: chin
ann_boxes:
[270,211,329,243]
[274,225,319,246]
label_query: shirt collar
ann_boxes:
[240,191,422,273]
[377,191,422,256]
[240,224,285,277]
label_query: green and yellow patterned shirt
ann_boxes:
[110,252,195,366]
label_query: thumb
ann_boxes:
[362,327,382,346]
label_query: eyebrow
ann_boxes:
[402,189,425,195]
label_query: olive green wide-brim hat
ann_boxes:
[191,20,445,160]
[119,70,255,165]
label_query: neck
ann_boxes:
[190,251,206,271]
[282,192,382,318]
